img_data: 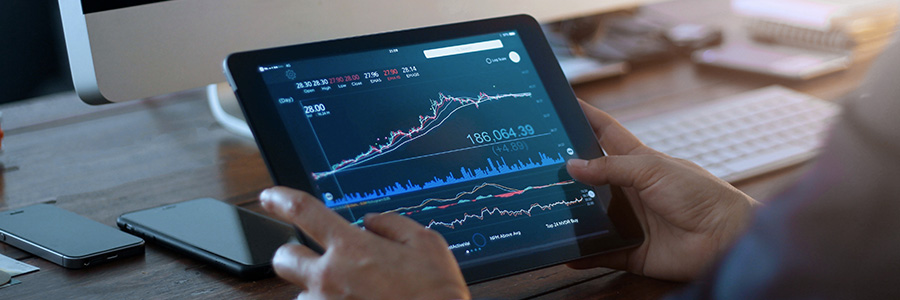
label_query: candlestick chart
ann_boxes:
[312,92,532,180]
[260,29,620,270]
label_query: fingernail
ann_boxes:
[272,246,292,268]
[260,188,286,211]
[567,159,590,168]
[259,188,273,204]
[361,213,379,228]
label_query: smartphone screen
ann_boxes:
[117,198,298,278]
[0,204,144,268]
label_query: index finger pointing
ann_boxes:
[364,213,437,246]
[260,186,359,246]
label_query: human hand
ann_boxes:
[260,187,470,300]
[565,101,761,282]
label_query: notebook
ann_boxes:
[733,0,900,59]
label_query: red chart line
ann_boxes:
[425,196,586,230]
[348,180,576,226]
[389,180,575,215]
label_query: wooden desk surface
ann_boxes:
[0,0,871,298]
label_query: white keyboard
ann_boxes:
[622,86,842,182]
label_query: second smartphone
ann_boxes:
[0,204,144,269]
[117,198,298,279]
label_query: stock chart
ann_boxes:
[261,31,611,265]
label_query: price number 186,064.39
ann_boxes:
[466,125,535,145]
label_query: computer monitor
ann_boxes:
[59,0,657,105]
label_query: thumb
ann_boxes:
[566,155,671,190]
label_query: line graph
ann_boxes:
[312,92,532,180]
[391,180,575,215]
[425,197,586,229]
[327,152,566,207]
[350,180,576,225]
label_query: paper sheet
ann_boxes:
[0,253,39,277]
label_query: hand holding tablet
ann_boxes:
[225,15,643,283]
[564,102,761,282]
[254,102,760,299]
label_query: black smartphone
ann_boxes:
[117,198,298,279]
[0,204,145,269]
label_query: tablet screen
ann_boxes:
[235,19,638,281]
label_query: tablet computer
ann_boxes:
[224,15,643,283]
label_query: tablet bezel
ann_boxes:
[225,14,643,284]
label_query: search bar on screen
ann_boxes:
[424,40,504,59]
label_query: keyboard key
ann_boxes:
[623,86,841,182]
[722,146,812,177]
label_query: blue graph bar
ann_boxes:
[327,152,566,207]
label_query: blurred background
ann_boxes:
[0,1,73,104]
[1,0,898,298]
[4,0,895,105]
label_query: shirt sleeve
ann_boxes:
[668,43,900,299]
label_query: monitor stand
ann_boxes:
[207,83,252,138]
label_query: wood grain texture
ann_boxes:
[0,0,872,298]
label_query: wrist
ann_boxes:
[715,193,759,254]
